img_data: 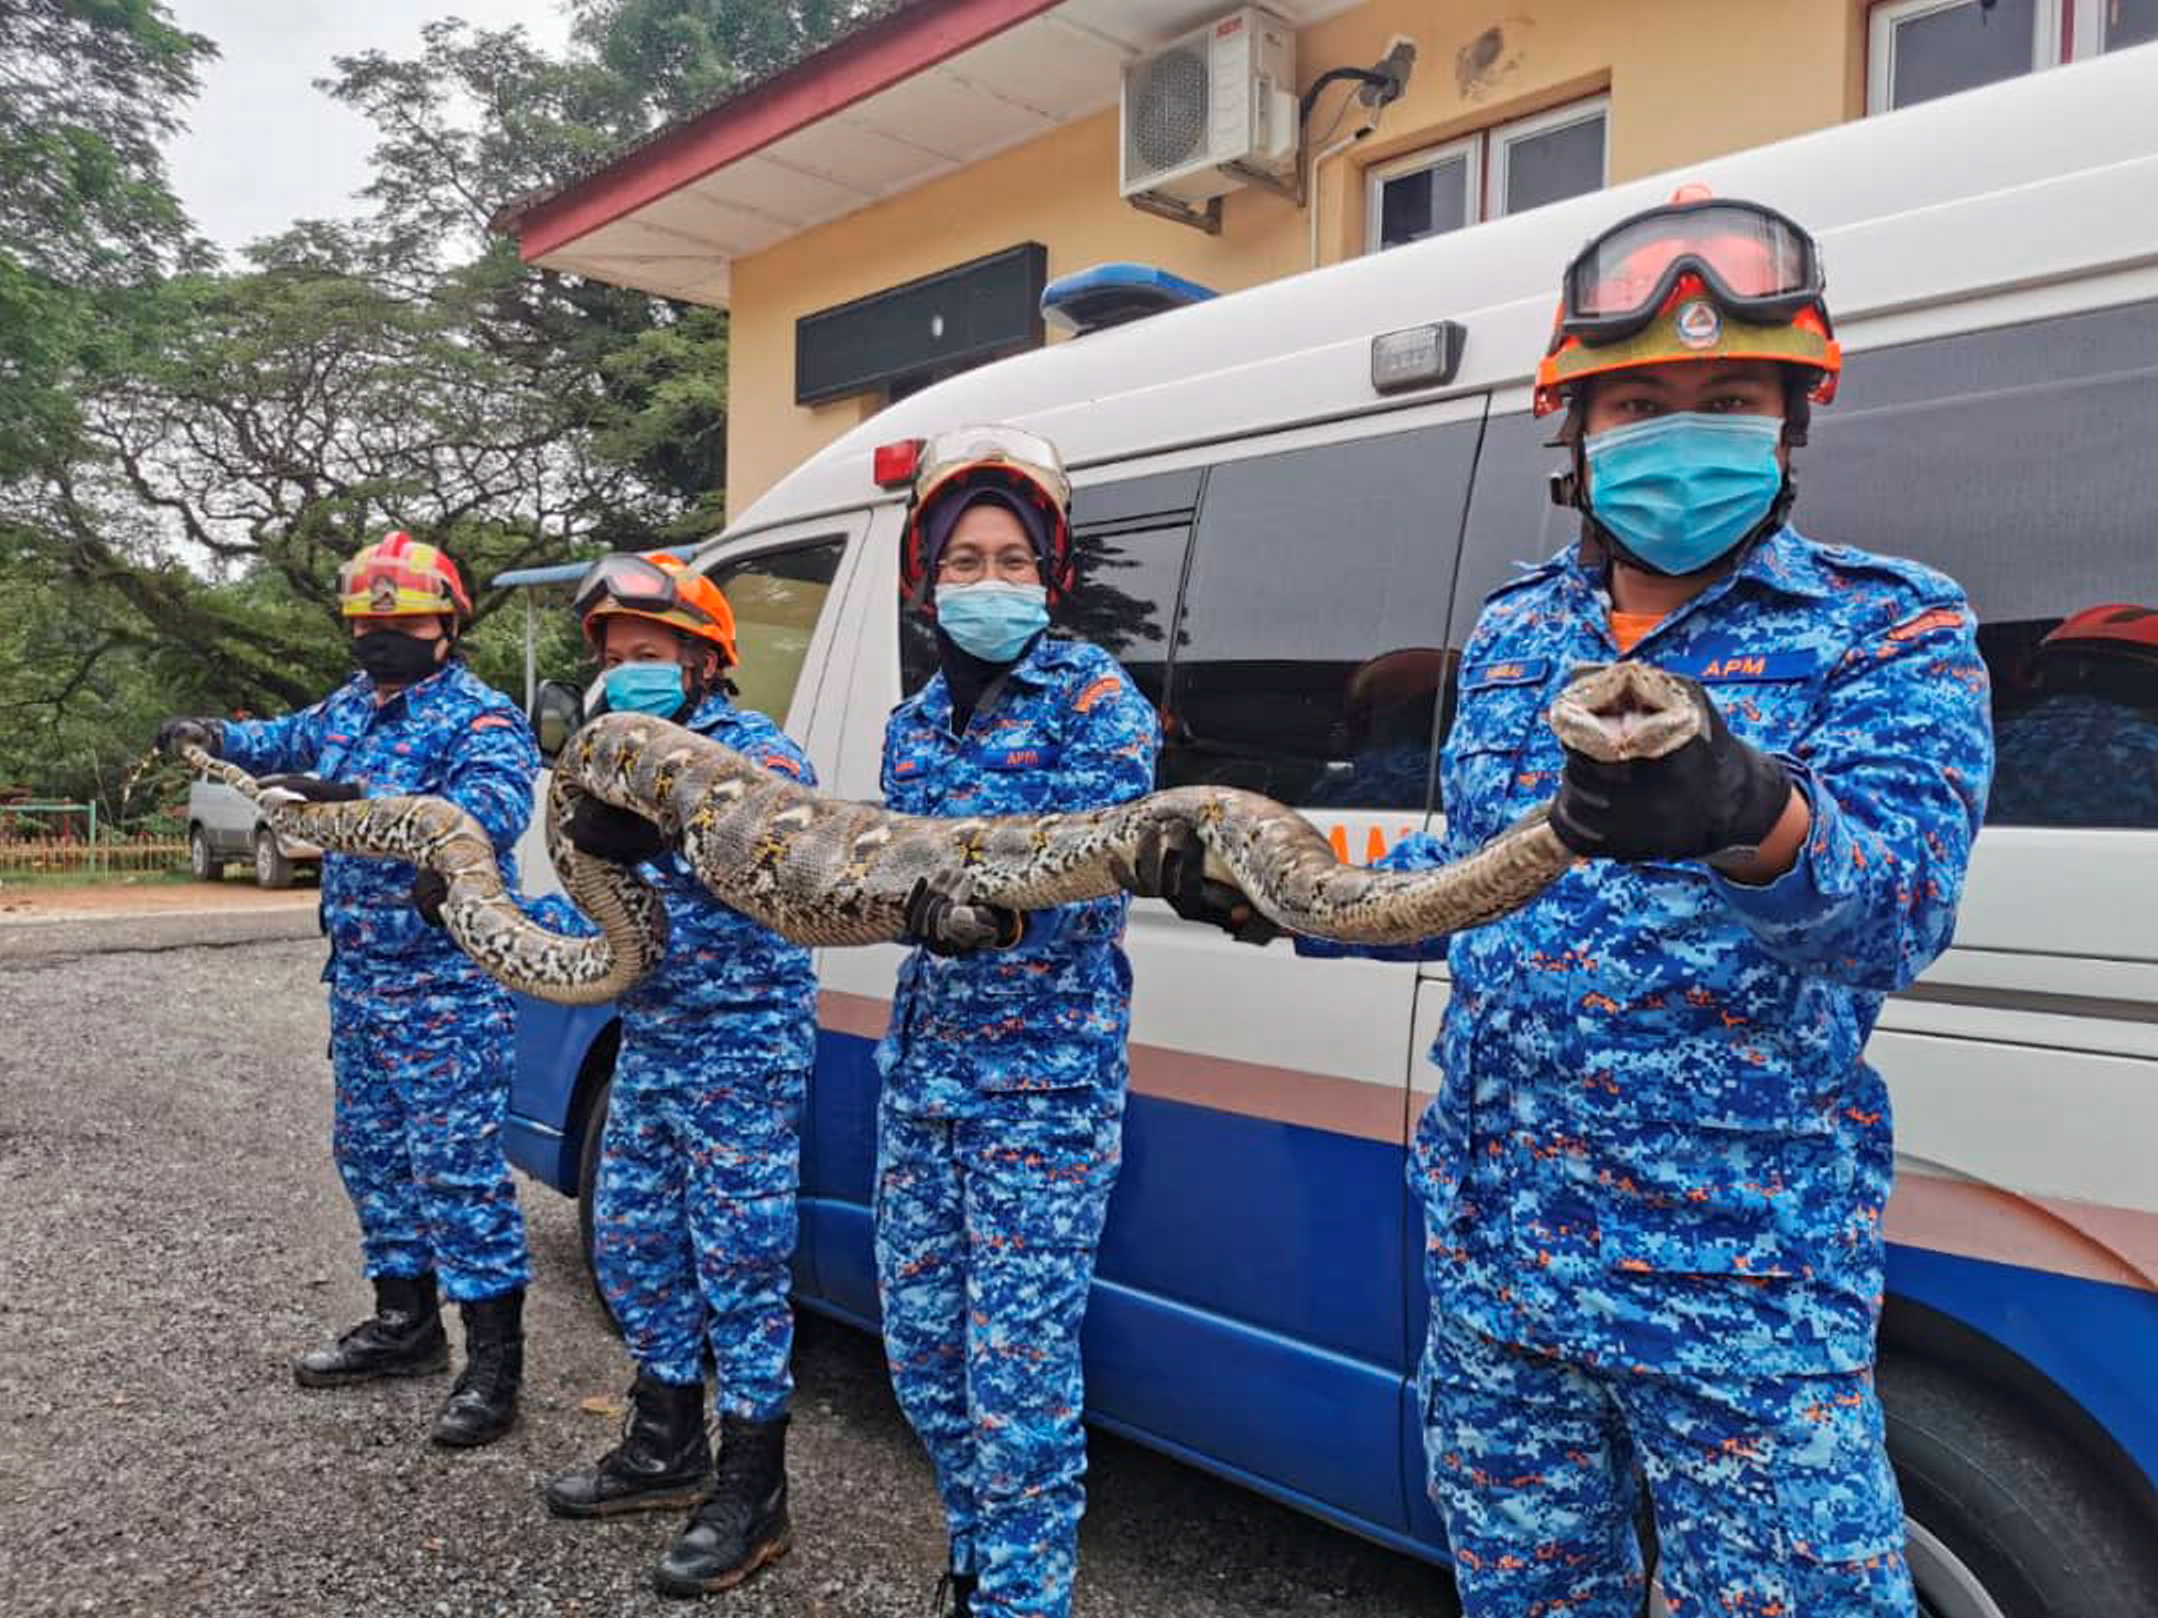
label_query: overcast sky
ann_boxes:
[166,1,575,256]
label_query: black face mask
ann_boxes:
[353,628,445,686]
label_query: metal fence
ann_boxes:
[0,836,187,876]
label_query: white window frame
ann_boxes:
[1362,95,1608,255]
[1488,94,1611,220]
[2070,0,2156,55]
[1866,0,2067,114]
[1364,135,1480,255]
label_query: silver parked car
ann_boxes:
[185,773,321,888]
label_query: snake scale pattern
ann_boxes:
[183,662,1703,1006]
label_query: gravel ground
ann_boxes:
[0,916,1455,1618]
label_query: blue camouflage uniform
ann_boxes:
[1310,524,1992,1616]
[588,693,819,1416]
[219,661,540,1303]
[873,635,1159,1618]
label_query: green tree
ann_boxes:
[571,0,867,120]
[0,0,215,477]
[2,1,861,811]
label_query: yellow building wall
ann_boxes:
[728,0,1865,509]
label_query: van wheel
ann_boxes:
[253,829,294,889]
[1880,1350,2158,1618]
[574,1076,622,1337]
[188,827,222,882]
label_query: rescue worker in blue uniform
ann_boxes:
[874,427,1160,1618]
[534,552,819,1599]
[1148,193,1994,1615]
[1988,602,2158,827]
[155,532,541,1449]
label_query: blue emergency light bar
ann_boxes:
[1039,263,1217,336]
[490,560,596,588]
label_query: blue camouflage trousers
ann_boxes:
[1419,1309,1916,1617]
[593,1041,804,1417]
[874,1104,1122,1618]
[328,977,529,1303]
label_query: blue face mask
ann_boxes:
[602,662,688,717]
[935,581,1049,663]
[1584,412,1786,575]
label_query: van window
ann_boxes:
[899,470,1197,704]
[705,538,847,727]
[1161,423,1479,809]
[1803,301,2158,829]
[1453,303,2158,831]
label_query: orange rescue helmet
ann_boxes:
[574,551,738,667]
[1534,188,1842,418]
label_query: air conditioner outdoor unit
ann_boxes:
[1120,7,1298,207]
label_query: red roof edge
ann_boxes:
[510,0,1069,265]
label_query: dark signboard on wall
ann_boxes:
[795,243,1048,406]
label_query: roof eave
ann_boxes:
[503,0,1069,265]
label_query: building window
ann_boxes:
[1868,0,2152,115]
[1366,96,1607,253]
[1369,137,1478,251]
[1491,99,1610,218]
[2093,0,2158,48]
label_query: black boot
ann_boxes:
[541,1370,712,1518]
[651,1412,792,1597]
[431,1288,524,1449]
[933,1570,978,1616]
[293,1273,448,1388]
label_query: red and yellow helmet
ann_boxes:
[338,531,473,622]
[1534,188,1842,417]
[574,551,738,666]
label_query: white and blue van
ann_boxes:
[504,43,2158,1617]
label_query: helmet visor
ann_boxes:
[915,426,1070,512]
[572,554,720,630]
[1562,201,1823,343]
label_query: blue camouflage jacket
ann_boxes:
[875,636,1161,1120]
[1323,524,1993,1375]
[219,661,539,974]
[616,693,819,1085]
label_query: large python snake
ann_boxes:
[182,662,1703,1006]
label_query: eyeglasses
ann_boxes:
[935,545,1043,584]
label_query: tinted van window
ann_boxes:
[1162,423,1479,809]
[1803,303,2158,828]
[1454,306,2158,830]
[705,538,847,727]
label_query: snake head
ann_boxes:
[1548,661,1707,763]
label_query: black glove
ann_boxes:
[1131,823,1284,946]
[903,876,1023,958]
[255,774,364,803]
[411,869,449,927]
[566,797,670,865]
[154,716,223,759]
[1549,674,1792,868]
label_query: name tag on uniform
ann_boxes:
[977,744,1061,771]
[1463,658,1550,690]
[1667,650,1820,683]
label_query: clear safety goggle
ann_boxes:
[914,425,1070,512]
[1559,199,1826,346]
